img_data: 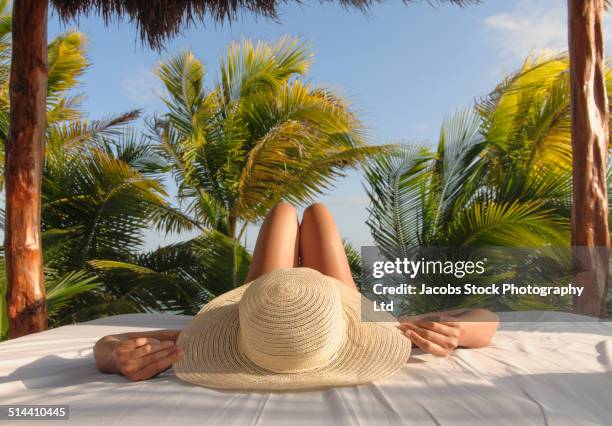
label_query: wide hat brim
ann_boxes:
[173,268,411,391]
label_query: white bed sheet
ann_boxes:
[0,312,611,426]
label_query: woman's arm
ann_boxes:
[399,309,499,357]
[452,309,500,348]
[94,330,183,380]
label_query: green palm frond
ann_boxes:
[99,128,166,178]
[54,296,142,324]
[89,230,251,315]
[157,50,206,136]
[235,79,373,220]
[366,144,433,254]
[0,247,100,330]
[0,2,11,66]
[220,37,312,103]
[477,54,579,182]
[430,109,485,231]
[151,117,228,230]
[43,144,169,271]
[365,91,575,315]
[47,30,89,99]
[447,200,569,247]
[0,28,92,188]
[343,240,364,290]
[46,31,89,125]
[46,271,99,321]
[46,94,85,124]
[147,201,205,235]
[190,230,252,292]
[365,109,484,254]
[90,250,206,316]
[46,110,140,152]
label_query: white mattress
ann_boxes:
[0,312,611,425]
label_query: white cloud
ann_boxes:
[121,67,163,106]
[483,0,612,65]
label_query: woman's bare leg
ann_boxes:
[299,203,358,290]
[245,202,300,282]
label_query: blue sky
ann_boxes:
[47,0,606,250]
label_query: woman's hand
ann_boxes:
[399,309,499,357]
[112,337,183,381]
[399,316,461,357]
[94,329,183,381]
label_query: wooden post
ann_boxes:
[5,0,49,337]
[568,0,610,317]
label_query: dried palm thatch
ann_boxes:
[51,0,480,48]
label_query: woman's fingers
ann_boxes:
[156,330,181,342]
[410,321,461,338]
[120,347,183,381]
[133,337,159,348]
[401,322,459,356]
[132,348,183,381]
[115,338,164,360]
[405,330,449,357]
[113,338,164,373]
[408,325,444,345]
[131,340,174,359]
[111,336,184,381]
[141,346,180,369]
[115,337,159,354]
[166,330,180,341]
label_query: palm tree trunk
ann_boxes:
[228,215,237,240]
[568,0,609,317]
[5,0,49,337]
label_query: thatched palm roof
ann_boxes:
[51,0,479,48]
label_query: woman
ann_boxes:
[94,203,499,382]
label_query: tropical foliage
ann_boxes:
[364,53,612,314]
[0,6,187,333]
[0,8,118,334]
[151,37,380,239]
[96,38,381,296]
[0,24,378,337]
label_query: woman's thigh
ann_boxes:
[245,202,299,282]
[300,203,357,290]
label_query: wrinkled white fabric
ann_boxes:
[0,312,610,425]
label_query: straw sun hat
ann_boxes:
[174,267,411,391]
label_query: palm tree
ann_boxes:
[0,16,110,336]
[476,53,612,231]
[35,39,238,325]
[151,38,383,241]
[92,38,385,296]
[364,53,611,315]
[366,113,569,252]
[0,19,183,335]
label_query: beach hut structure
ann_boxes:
[5,0,609,337]
[567,0,609,317]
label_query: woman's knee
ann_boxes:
[270,201,298,220]
[302,203,331,221]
